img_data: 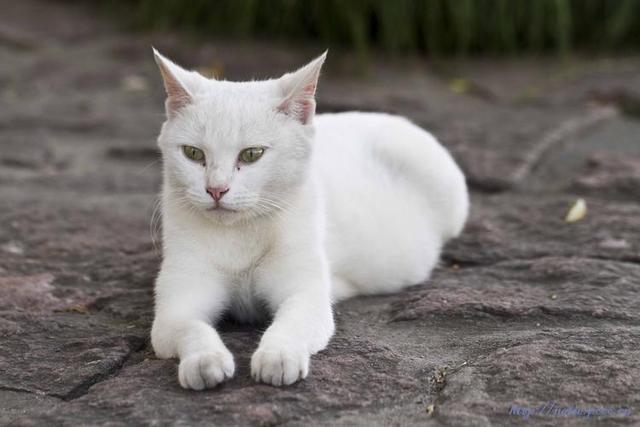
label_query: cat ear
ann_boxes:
[152,48,194,119]
[277,51,327,125]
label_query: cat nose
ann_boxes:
[206,186,229,201]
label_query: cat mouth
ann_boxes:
[206,204,236,213]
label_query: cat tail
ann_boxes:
[370,115,469,241]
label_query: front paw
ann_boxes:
[251,344,310,386]
[178,350,235,390]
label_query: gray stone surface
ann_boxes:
[445,194,640,265]
[1,0,639,425]
[527,117,640,196]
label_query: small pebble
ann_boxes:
[565,198,587,223]
[1,241,24,255]
[449,78,469,94]
[599,238,629,249]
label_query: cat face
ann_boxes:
[154,50,326,224]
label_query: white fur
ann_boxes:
[150,50,469,389]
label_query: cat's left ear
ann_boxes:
[277,51,327,125]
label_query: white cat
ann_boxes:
[150,49,468,390]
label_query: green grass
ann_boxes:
[102,0,640,56]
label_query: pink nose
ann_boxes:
[206,186,229,201]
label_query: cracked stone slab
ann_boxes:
[0,390,61,425]
[389,257,640,323]
[421,105,610,192]
[0,312,146,399]
[2,254,636,426]
[445,193,640,266]
[433,327,640,426]
[9,332,423,426]
[526,117,640,197]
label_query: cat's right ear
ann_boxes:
[152,48,193,119]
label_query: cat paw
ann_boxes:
[178,350,235,390]
[251,344,310,386]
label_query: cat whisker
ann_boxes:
[137,158,161,176]
[149,195,163,257]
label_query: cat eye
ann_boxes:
[239,147,265,163]
[182,145,205,162]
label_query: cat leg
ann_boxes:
[330,275,358,302]
[251,262,334,386]
[151,266,234,390]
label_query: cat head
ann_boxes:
[153,49,326,225]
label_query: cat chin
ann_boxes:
[199,207,242,223]
[198,206,267,226]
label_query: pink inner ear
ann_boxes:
[301,82,316,94]
[279,82,317,125]
[298,98,315,125]
[166,93,191,118]
[158,61,192,118]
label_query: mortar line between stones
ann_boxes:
[444,254,640,270]
[429,357,479,420]
[511,105,618,184]
[0,385,65,400]
[57,337,148,402]
[428,340,557,420]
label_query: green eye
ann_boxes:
[239,147,265,163]
[182,146,205,162]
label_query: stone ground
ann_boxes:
[1,1,639,426]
